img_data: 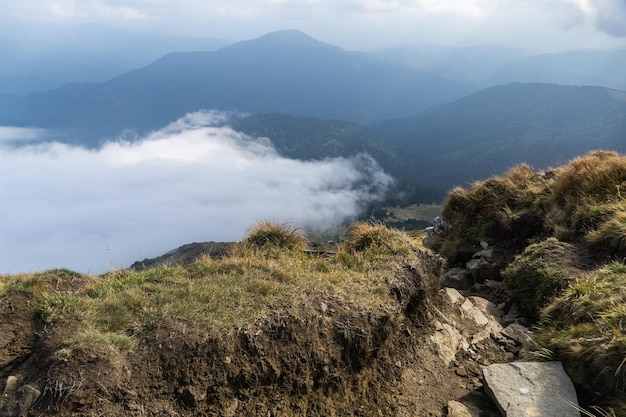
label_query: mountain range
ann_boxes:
[1,29,625,204]
[0,22,228,95]
[0,29,474,135]
[230,83,626,203]
[373,44,626,92]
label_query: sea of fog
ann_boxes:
[0,111,392,274]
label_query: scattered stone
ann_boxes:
[466,257,498,283]
[473,248,494,260]
[468,296,502,318]
[502,302,526,326]
[498,298,513,315]
[444,288,466,305]
[2,376,18,396]
[430,319,470,365]
[483,362,580,417]
[423,216,449,245]
[502,324,533,347]
[443,268,474,290]
[177,385,205,408]
[447,400,480,417]
[0,384,41,417]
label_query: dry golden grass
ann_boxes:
[432,163,552,261]
[241,220,308,252]
[551,150,626,204]
[585,207,626,257]
[0,223,421,358]
[432,151,626,261]
[342,222,417,255]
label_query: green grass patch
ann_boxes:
[539,262,626,401]
[36,294,84,322]
[503,238,582,320]
[6,223,416,343]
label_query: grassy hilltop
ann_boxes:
[1,222,448,416]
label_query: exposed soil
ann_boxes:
[0,251,523,417]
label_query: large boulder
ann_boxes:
[483,362,579,417]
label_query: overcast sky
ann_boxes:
[0,112,392,274]
[1,0,626,51]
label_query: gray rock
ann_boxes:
[502,324,533,346]
[0,384,41,417]
[447,400,478,417]
[466,257,497,283]
[502,302,526,326]
[473,248,494,260]
[483,362,579,417]
[442,268,474,290]
[423,216,449,245]
[468,296,502,318]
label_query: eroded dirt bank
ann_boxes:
[1,248,521,417]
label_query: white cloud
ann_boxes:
[2,0,626,50]
[0,111,392,275]
[0,127,46,143]
[562,0,626,36]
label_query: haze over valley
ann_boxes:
[1,0,626,273]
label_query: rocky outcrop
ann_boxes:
[429,288,532,366]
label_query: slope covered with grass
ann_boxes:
[0,222,449,416]
[428,150,626,415]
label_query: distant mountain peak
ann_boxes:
[260,29,316,43]
[221,29,340,52]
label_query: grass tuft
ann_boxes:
[240,220,308,252]
[342,222,416,256]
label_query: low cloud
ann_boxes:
[594,0,626,37]
[566,0,626,37]
[0,126,46,142]
[0,111,392,274]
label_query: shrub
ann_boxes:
[502,238,583,320]
[241,220,308,252]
